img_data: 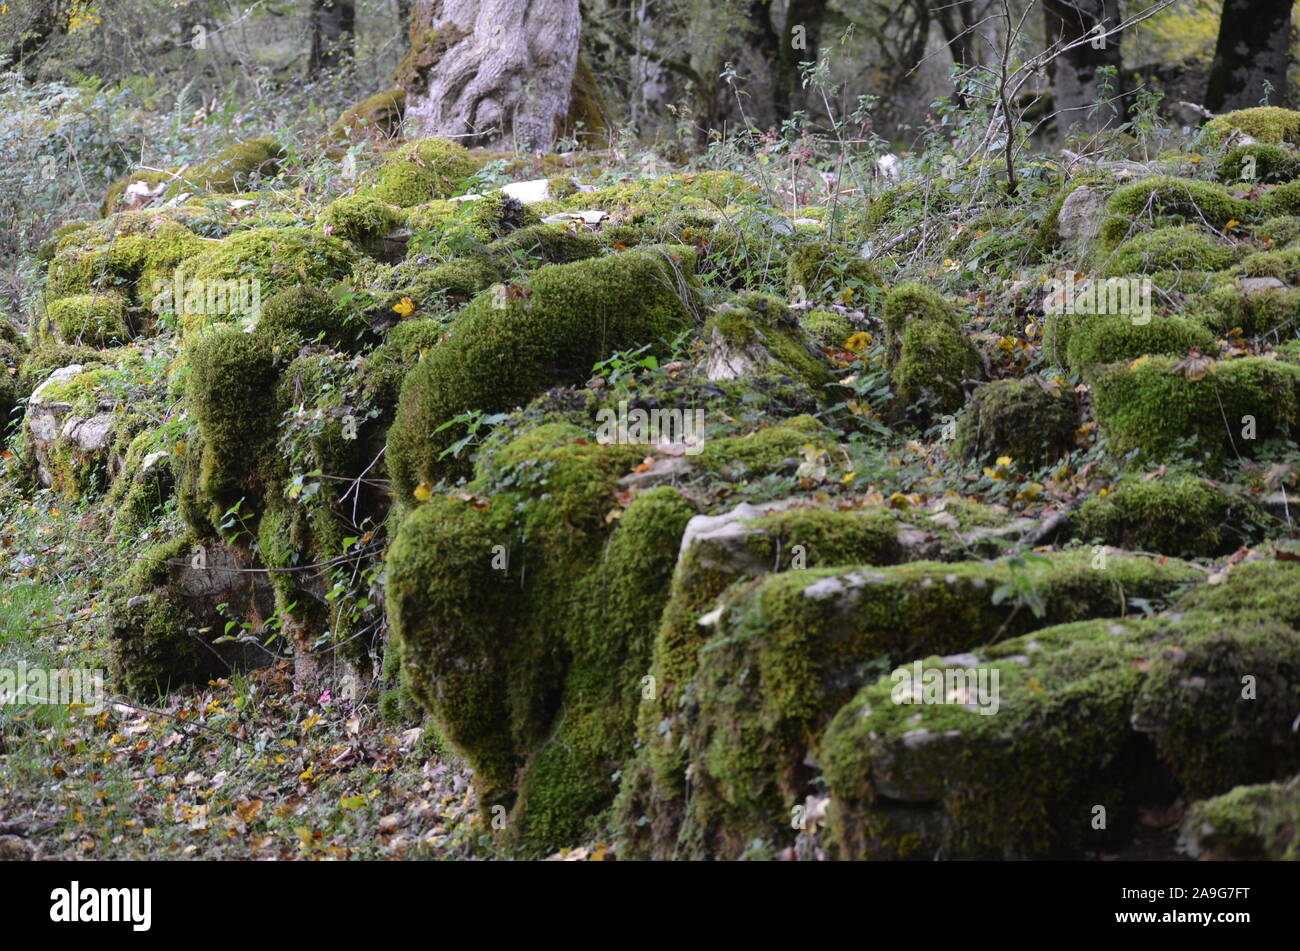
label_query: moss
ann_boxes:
[800,309,854,348]
[16,343,106,394]
[1034,174,1110,254]
[386,246,698,495]
[184,325,281,532]
[42,293,131,347]
[167,137,285,198]
[318,193,401,246]
[1098,177,1257,251]
[1101,226,1236,276]
[394,9,469,93]
[662,549,1199,858]
[785,243,880,303]
[330,89,405,141]
[48,221,209,302]
[1045,311,1215,376]
[105,427,176,537]
[1204,279,1300,338]
[1237,245,1300,283]
[1184,778,1300,860]
[882,282,961,366]
[254,285,364,352]
[1218,143,1300,185]
[1256,214,1300,247]
[952,377,1078,469]
[1205,107,1300,145]
[1088,355,1300,465]
[546,175,579,200]
[704,294,833,392]
[892,318,981,417]
[1075,475,1261,556]
[184,227,356,303]
[370,138,480,207]
[488,223,601,268]
[1262,180,1300,217]
[106,591,208,699]
[697,415,835,478]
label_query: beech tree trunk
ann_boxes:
[1205,0,1293,112]
[402,0,581,151]
[1043,0,1124,138]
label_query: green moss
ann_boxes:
[370,138,480,207]
[1204,278,1300,338]
[1098,177,1256,251]
[42,293,130,347]
[48,221,209,302]
[100,168,173,217]
[892,318,980,417]
[697,415,835,478]
[1075,475,1261,556]
[254,285,364,352]
[106,591,207,700]
[546,175,579,200]
[1045,311,1215,375]
[800,309,854,348]
[1034,174,1110,254]
[184,325,281,532]
[105,427,176,537]
[184,227,356,304]
[1218,143,1300,185]
[1238,245,1300,283]
[1088,355,1300,464]
[952,377,1078,468]
[785,243,880,303]
[1256,215,1300,247]
[16,343,106,394]
[330,89,405,141]
[1205,107,1300,145]
[1184,778,1300,860]
[319,193,401,246]
[488,223,601,268]
[1262,180,1300,216]
[882,282,961,366]
[167,137,285,198]
[1101,227,1236,276]
[386,246,698,495]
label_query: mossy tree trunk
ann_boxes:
[401,0,581,151]
[1042,0,1125,138]
[1205,0,1293,113]
[309,0,356,73]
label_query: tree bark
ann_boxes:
[1042,0,1125,138]
[309,0,356,73]
[401,0,581,151]
[1,0,70,77]
[775,0,828,118]
[1205,0,1292,112]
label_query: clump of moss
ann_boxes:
[1262,180,1300,217]
[1256,215,1300,247]
[882,282,961,365]
[386,246,698,495]
[1087,355,1300,465]
[1044,311,1214,375]
[952,377,1078,468]
[489,223,601,268]
[184,325,281,532]
[1183,776,1300,860]
[318,193,401,246]
[370,138,481,207]
[105,591,208,699]
[546,175,579,200]
[1218,143,1300,185]
[799,309,854,348]
[168,137,285,197]
[1205,107,1300,145]
[255,285,363,352]
[42,293,131,347]
[184,227,356,302]
[785,243,880,303]
[1098,177,1256,250]
[331,89,405,141]
[1075,474,1260,556]
[697,415,836,478]
[360,318,446,413]
[1203,279,1300,339]
[886,289,980,417]
[100,168,174,217]
[1101,227,1236,276]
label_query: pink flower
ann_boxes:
[318,689,332,706]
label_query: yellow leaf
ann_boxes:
[413,482,433,502]
[392,297,416,318]
[844,332,872,352]
[996,456,1013,467]
[1128,354,1151,371]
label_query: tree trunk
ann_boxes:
[309,0,356,73]
[1043,0,1124,138]
[775,0,829,118]
[1,0,70,78]
[1205,0,1292,112]
[401,0,581,151]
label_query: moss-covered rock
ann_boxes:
[183,227,356,306]
[318,193,401,247]
[1098,177,1256,251]
[1183,776,1300,860]
[370,138,480,207]
[254,285,364,352]
[1218,143,1300,185]
[1075,474,1262,557]
[799,309,854,348]
[1088,355,1300,465]
[882,282,961,365]
[785,242,880,303]
[387,246,698,495]
[330,89,406,141]
[1101,227,1236,276]
[893,318,981,417]
[100,167,174,217]
[42,293,131,347]
[1205,106,1300,145]
[1204,278,1300,338]
[1044,311,1215,376]
[168,137,285,198]
[703,294,832,391]
[952,377,1078,469]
